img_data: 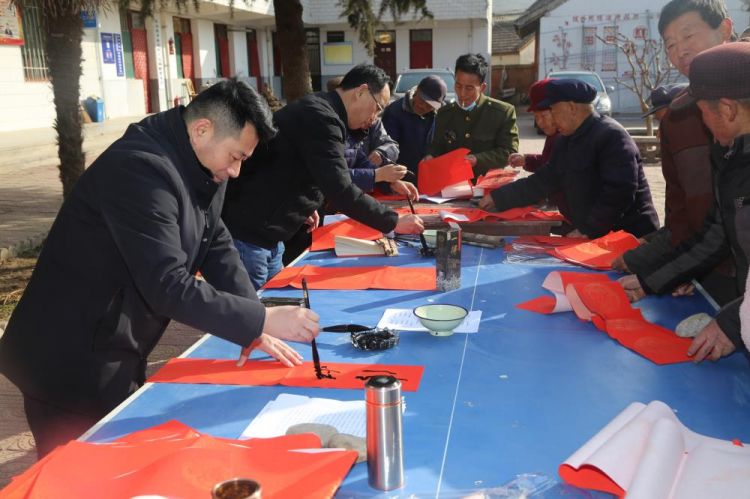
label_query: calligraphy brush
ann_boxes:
[302,278,323,379]
[406,196,431,256]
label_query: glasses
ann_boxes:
[368,88,384,116]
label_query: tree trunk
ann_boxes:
[273,0,312,102]
[43,9,85,199]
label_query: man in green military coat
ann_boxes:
[426,53,519,178]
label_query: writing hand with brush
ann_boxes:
[236,305,320,368]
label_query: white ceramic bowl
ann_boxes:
[413,304,469,337]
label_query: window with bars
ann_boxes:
[20,2,48,81]
[581,26,596,70]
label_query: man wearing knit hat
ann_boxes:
[621,42,750,362]
[479,78,659,239]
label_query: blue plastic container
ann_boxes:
[85,97,105,122]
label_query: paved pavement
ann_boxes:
[0,111,665,487]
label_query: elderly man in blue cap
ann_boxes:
[479,78,659,238]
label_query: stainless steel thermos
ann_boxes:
[365,375,404,490]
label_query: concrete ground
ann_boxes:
[0,111,665,488]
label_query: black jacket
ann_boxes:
[637,135,750,349]
[0,108,265,416]
[223,91,398,249]
[490,113,659,238]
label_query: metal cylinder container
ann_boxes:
[365,375,404,491]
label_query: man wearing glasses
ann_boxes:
[222,64,425,289]
[426,53,519,178]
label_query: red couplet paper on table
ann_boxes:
[2,421,357,499]
[418,148,474,195]
[264,265,437,291]
[310,219,382,251]
[148,358,425,392]
[474,168,517,192]
[554,231,640,270]
[516,270,696,365]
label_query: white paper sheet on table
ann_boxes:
[241,393,365,439]
[377,308,482,333]
[560,400,750,499]
[322,214,349,226]
[418,194,455,204]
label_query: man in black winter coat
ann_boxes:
[0,80,320,459]
[478,79,659,239]
[223,64,424,290]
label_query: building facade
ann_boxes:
[0,0,492,132]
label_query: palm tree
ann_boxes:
[14,0,429,197]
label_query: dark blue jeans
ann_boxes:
[233,239,285,290]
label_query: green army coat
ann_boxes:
[429,93,519,177]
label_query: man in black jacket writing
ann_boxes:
[223,64,424,289]
[0,80,320,458]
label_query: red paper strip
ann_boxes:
[565,280,641,322]
[264,265,437,291]
[311,219,382,251]
[418,148,474,195]
[474,168,518,192]
[558,463,625,498]
[513,235,587,247]
[516,295,557,314]
[397,206,565,223]
[149,358,425,392]
[554,231,640,270]
[595,316,693,365]
[518,271,697,365]
[3,423,357,499]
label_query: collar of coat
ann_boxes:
[166,106,220,207]
[322,90,350,131]
[568,111,601,141]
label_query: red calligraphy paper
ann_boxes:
[516,271,698,365]
[2,423,357,499]
[264,265,437,291]
[516,295,558,314]
[554,231,640,270]
[474,168,518,192]
[148,358,425,392]
[418,148,474,195]
[311,218,382,251]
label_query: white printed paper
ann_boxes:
[376,308,481,333]
[241,393,365,439]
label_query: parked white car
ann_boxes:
[547,70,613,116]
[391,68,456,103]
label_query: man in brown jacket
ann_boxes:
[614,0,736,305]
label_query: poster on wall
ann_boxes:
[0,0,24,46]
[101,32,114,64]
[114,33,124,77]
[81,9,97,29]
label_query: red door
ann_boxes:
[215,24,230,77]
[180,32,194,80]
[410,29,432,69]
[130,28,152,112]
[374,31,396,83]
[247,30,261,87]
